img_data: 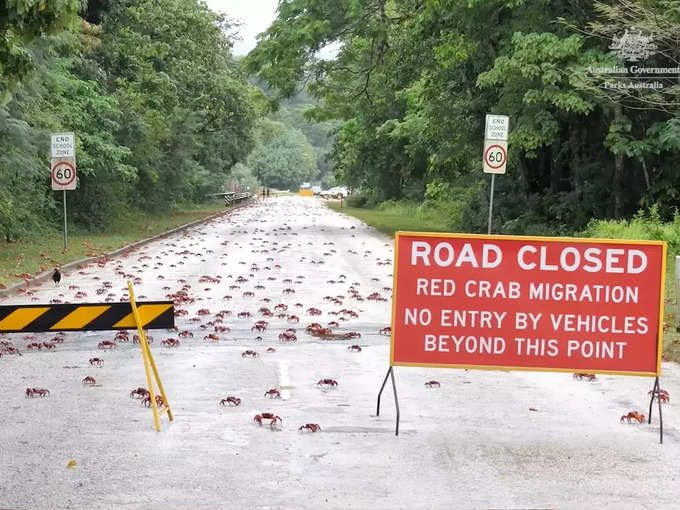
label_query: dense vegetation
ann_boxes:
[0,0,261,240]
[247,0,680,236]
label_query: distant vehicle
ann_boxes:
[311,186,322,195]
[320,186,349,199]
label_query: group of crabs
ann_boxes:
[213,371,346,432]
[19,205,398,435]
[572,373,671,424]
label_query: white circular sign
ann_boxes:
[51,160,77,190]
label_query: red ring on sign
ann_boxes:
[484,144,507,170]
[51,161,76,186]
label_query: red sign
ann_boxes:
[390,233,666,376]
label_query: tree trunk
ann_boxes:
[613,105,625,218]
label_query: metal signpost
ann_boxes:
[50,133,76,251]
[483,115,509,234]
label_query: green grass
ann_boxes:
[326,201,450,235]
[0,201,228,288]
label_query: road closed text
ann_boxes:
[410,240,648,274]
[391,234,665,375]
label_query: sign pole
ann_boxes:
[487,174,495,235]
[63,190,68,251]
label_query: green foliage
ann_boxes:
[0,0,261,239]
[228,162,260,192]
[246,119,318,189]
[0,0,83,104]
[584,205,680,254]
[249,0,680,234]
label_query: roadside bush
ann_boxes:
[583,205,680,254]
[346,188,380,208]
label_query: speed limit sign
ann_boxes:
[51,158,77,190]
[483,140,507,174]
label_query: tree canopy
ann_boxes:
[0,0,262,239]
[247,0,680,233]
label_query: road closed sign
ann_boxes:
[51,159,77,190]
[390,232,666,376]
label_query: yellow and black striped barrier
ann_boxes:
[0,301,174,333]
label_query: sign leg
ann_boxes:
[648,377,663,444]
[375,367,400,436]
[376,367,392,417]
[487,174,495,235]
[390,367,400,436]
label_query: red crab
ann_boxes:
[279,331,297,342]
[178,330,193,338]
[251,321,268,332]
[220,396,242,406]
[254,413,282,429]
[299,423,321,432]
[98,341,117,349]
[379,326,391,335]
[25,388,50,397]
[266,347,276,353]
[425,380,440,388]
[141,395,164,407]
[89,357,103,367]
[347,345,362,352]
[307,308,322,316]
[130,387,149,399]
[238,311,252,318]
[82,376,97,386]
[161,339,180,347]
[242,350,258,358]
[649,389,670,403]
[317,379,338,387]
[197,309,211,316]
[573,373,596,381]
[264,389,281,398]
[620,411,645,423]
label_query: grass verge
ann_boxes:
[326,201,450,235]
[0,201,228,288]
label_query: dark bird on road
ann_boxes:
[52,268,62,286]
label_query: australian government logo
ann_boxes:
[587,29,679,90]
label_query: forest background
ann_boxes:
[2,0,680,254]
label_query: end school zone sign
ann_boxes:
[389,232,666,376]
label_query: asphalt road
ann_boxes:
[0,196,679,510]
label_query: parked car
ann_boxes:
[311,186,322,195]
[320,186,349,199]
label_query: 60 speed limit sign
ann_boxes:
[51,159,77,190]
[483,140,507,174]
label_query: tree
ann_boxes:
[0,0,83,104]
[247,119,317,189]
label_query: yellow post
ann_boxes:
[127,281,173,431]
